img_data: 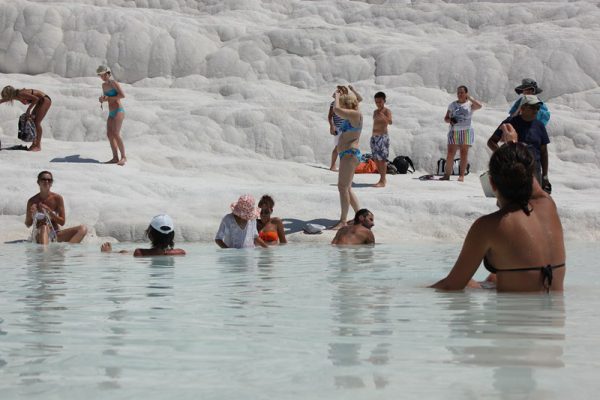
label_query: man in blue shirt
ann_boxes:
[488,95,551,192]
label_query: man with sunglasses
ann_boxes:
[25,171,88,244]
[487,95,551,193]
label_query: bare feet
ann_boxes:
[458,176,464,182]
[117,157,127,166]
[373,181,386,188]
[101,242,112,252]
[329,167,338,172]
[439,175,450,181]
[104,158,119,164]
[28,145,41,152]
[329,221,347,230]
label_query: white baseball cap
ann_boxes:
[150,214,174,234]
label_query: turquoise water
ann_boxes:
[0,243,598,399]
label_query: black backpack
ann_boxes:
[18,113,36,142]
[392,156,415,174]
[437,158,470,176]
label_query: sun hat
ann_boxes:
[96,65,111,75]
[514,78,543,95]
[520,94,543,107]
[150,214,174,234]
[231,194,260,220]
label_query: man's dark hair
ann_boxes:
[37,170,53,180]
[146,226,175,250]
[374,92,386,101]
[354,208,372,224]
[489,143,535,215]
[457,85,469,93]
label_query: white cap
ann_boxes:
[150,214,174,234]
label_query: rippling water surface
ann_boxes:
[0,243,598,399]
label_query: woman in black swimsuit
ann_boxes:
[1,85,52,151]
[431,142,565,292]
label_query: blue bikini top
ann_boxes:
[340,118,362,133]
[104,88,118,97]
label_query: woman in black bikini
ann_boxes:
[1,85,52,151]
[431,142,565,292]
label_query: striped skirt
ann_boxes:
[448,127,474,145]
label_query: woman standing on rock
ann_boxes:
[442,85,482,181]
[97,65,127,165]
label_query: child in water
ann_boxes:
[101,214,185,256]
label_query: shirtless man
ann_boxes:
[25,171,88,244]
[371,92,393,187]
[331,209,375,245]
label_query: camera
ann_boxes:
[450,117,458,124]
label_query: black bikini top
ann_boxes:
[483,257,565,292]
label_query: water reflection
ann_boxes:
[146,257,175,300]
[328,246,392,390]
[441,292,565,398]
[16,245,69,385]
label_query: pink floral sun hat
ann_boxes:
[231,194,260,220]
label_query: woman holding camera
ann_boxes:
[442,86,482,181]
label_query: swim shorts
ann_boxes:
[370,134,389,161]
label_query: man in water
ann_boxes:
[487,95,551,192]
[25,171,87,244]
[371,91,393,187]
[331,209,375,245]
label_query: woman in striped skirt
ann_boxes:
[442,86,482,181]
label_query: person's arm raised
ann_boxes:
[333,92,361,126]
[348,85,362,103]
[468,95,483,111]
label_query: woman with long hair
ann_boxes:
[1,85,52,151]
[431,142,565,292]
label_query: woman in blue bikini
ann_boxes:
[97,65,127,165]
[331,86,363,230]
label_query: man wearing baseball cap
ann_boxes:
[509,78,551,126]
[488,95,552,193]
